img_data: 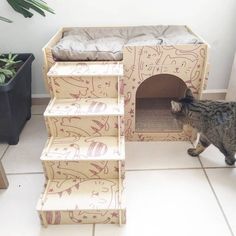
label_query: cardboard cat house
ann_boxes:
[37,25,209,226]
[43,25,209,141]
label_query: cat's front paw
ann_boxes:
[187,148,199,157]
[225,157,235,166]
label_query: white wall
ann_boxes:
[0,0,236,96]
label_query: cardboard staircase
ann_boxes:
[37,63,126,226]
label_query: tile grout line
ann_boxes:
[0,145,9,160]
[126,167,203,172]
[199,158,235,236]
[5,166,235,176]
[5,168,203,176]
[126,166,235,172]
[190,139,236,169]
[202,166,236,169]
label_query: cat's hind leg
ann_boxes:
[214,142,235,166]
[225,154,235,166]
[188,134,210,157]
[220,148,235,166]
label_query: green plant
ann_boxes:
[0,16,12,23]
[1,0,54,23]
[0,53,22,85]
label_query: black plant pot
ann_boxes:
[0,53,35,145]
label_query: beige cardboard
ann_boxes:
[38,25,209,226]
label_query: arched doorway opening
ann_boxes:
[135,74,187,133]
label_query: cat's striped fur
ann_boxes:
[171,89,236,165]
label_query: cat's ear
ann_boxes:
[171,101,182,113]
[184,88,194,101]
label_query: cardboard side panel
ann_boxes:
[41,136,125,161]
[44,117,52,137]
[41,210,126,224]
[203,63,210,91]
[39,178,125,210]
[50,76,118,99]
[48,62,123,77]
[43,47,56,95]
[0,161,8,189]
[43,160,125,179]
[43,28,63,94]
[45,98,124,117]
[45,116,119,137]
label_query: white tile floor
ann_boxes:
[0,105,235,236]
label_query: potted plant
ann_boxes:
[0,53,35,144]
[0,1,54,144]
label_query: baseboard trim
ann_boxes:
[202,89,227,94]
[32,94,50,105]
[32,94,50,98]
[201,89,227,100]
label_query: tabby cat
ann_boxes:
[171,89,236,165]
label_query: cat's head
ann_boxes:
[170,89,196,123]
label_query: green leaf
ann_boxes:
[1,0,54,22]
[0,59,9,63]
[0,16,13,23]
[6,0,33,18]
[0,73,6,85]
[27,0,55,14]
[22,2,46,16]
[6,0,54,19]
[0,74,6,84]
[0,68,14,77]
[0,53,22,70]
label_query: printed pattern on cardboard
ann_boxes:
[45,97,124,116]
[45,116,120,137]
[38,178,126,224]
[41,136,125,161]
[41,210,126,224]
[39,26,209,226]
[39,46,126,225]
[39,178,125,211]
[48,63,123,77]
[43,160,125,180]
[50,76,119,99]
[123,45,208,141]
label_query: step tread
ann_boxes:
[41,136,125,161]
[48,62,123,77]
[37,178,125,211]
[44,97,124,116]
